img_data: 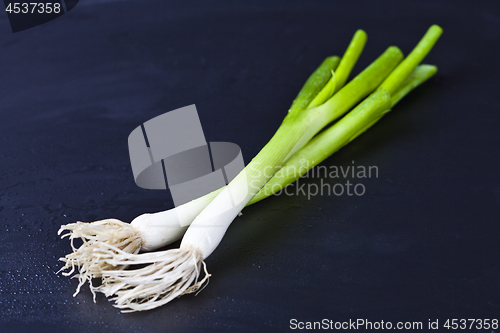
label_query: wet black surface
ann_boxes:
[0,0,499,332]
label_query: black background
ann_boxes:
[0,0,499,332]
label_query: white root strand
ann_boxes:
[57,219,142,300]
[97,246,210,312]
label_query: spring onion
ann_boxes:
[59,26,442,312]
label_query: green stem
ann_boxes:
[307,70,337,110]
[332,30,368,92]
[248,64,437,204]
[391,64,437,106]
[308,29,368,109]
[379,25,442,95]
[317,46,402,125]
[346,64,437,143]
[284,46,402,160]
[288,56,340,117]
